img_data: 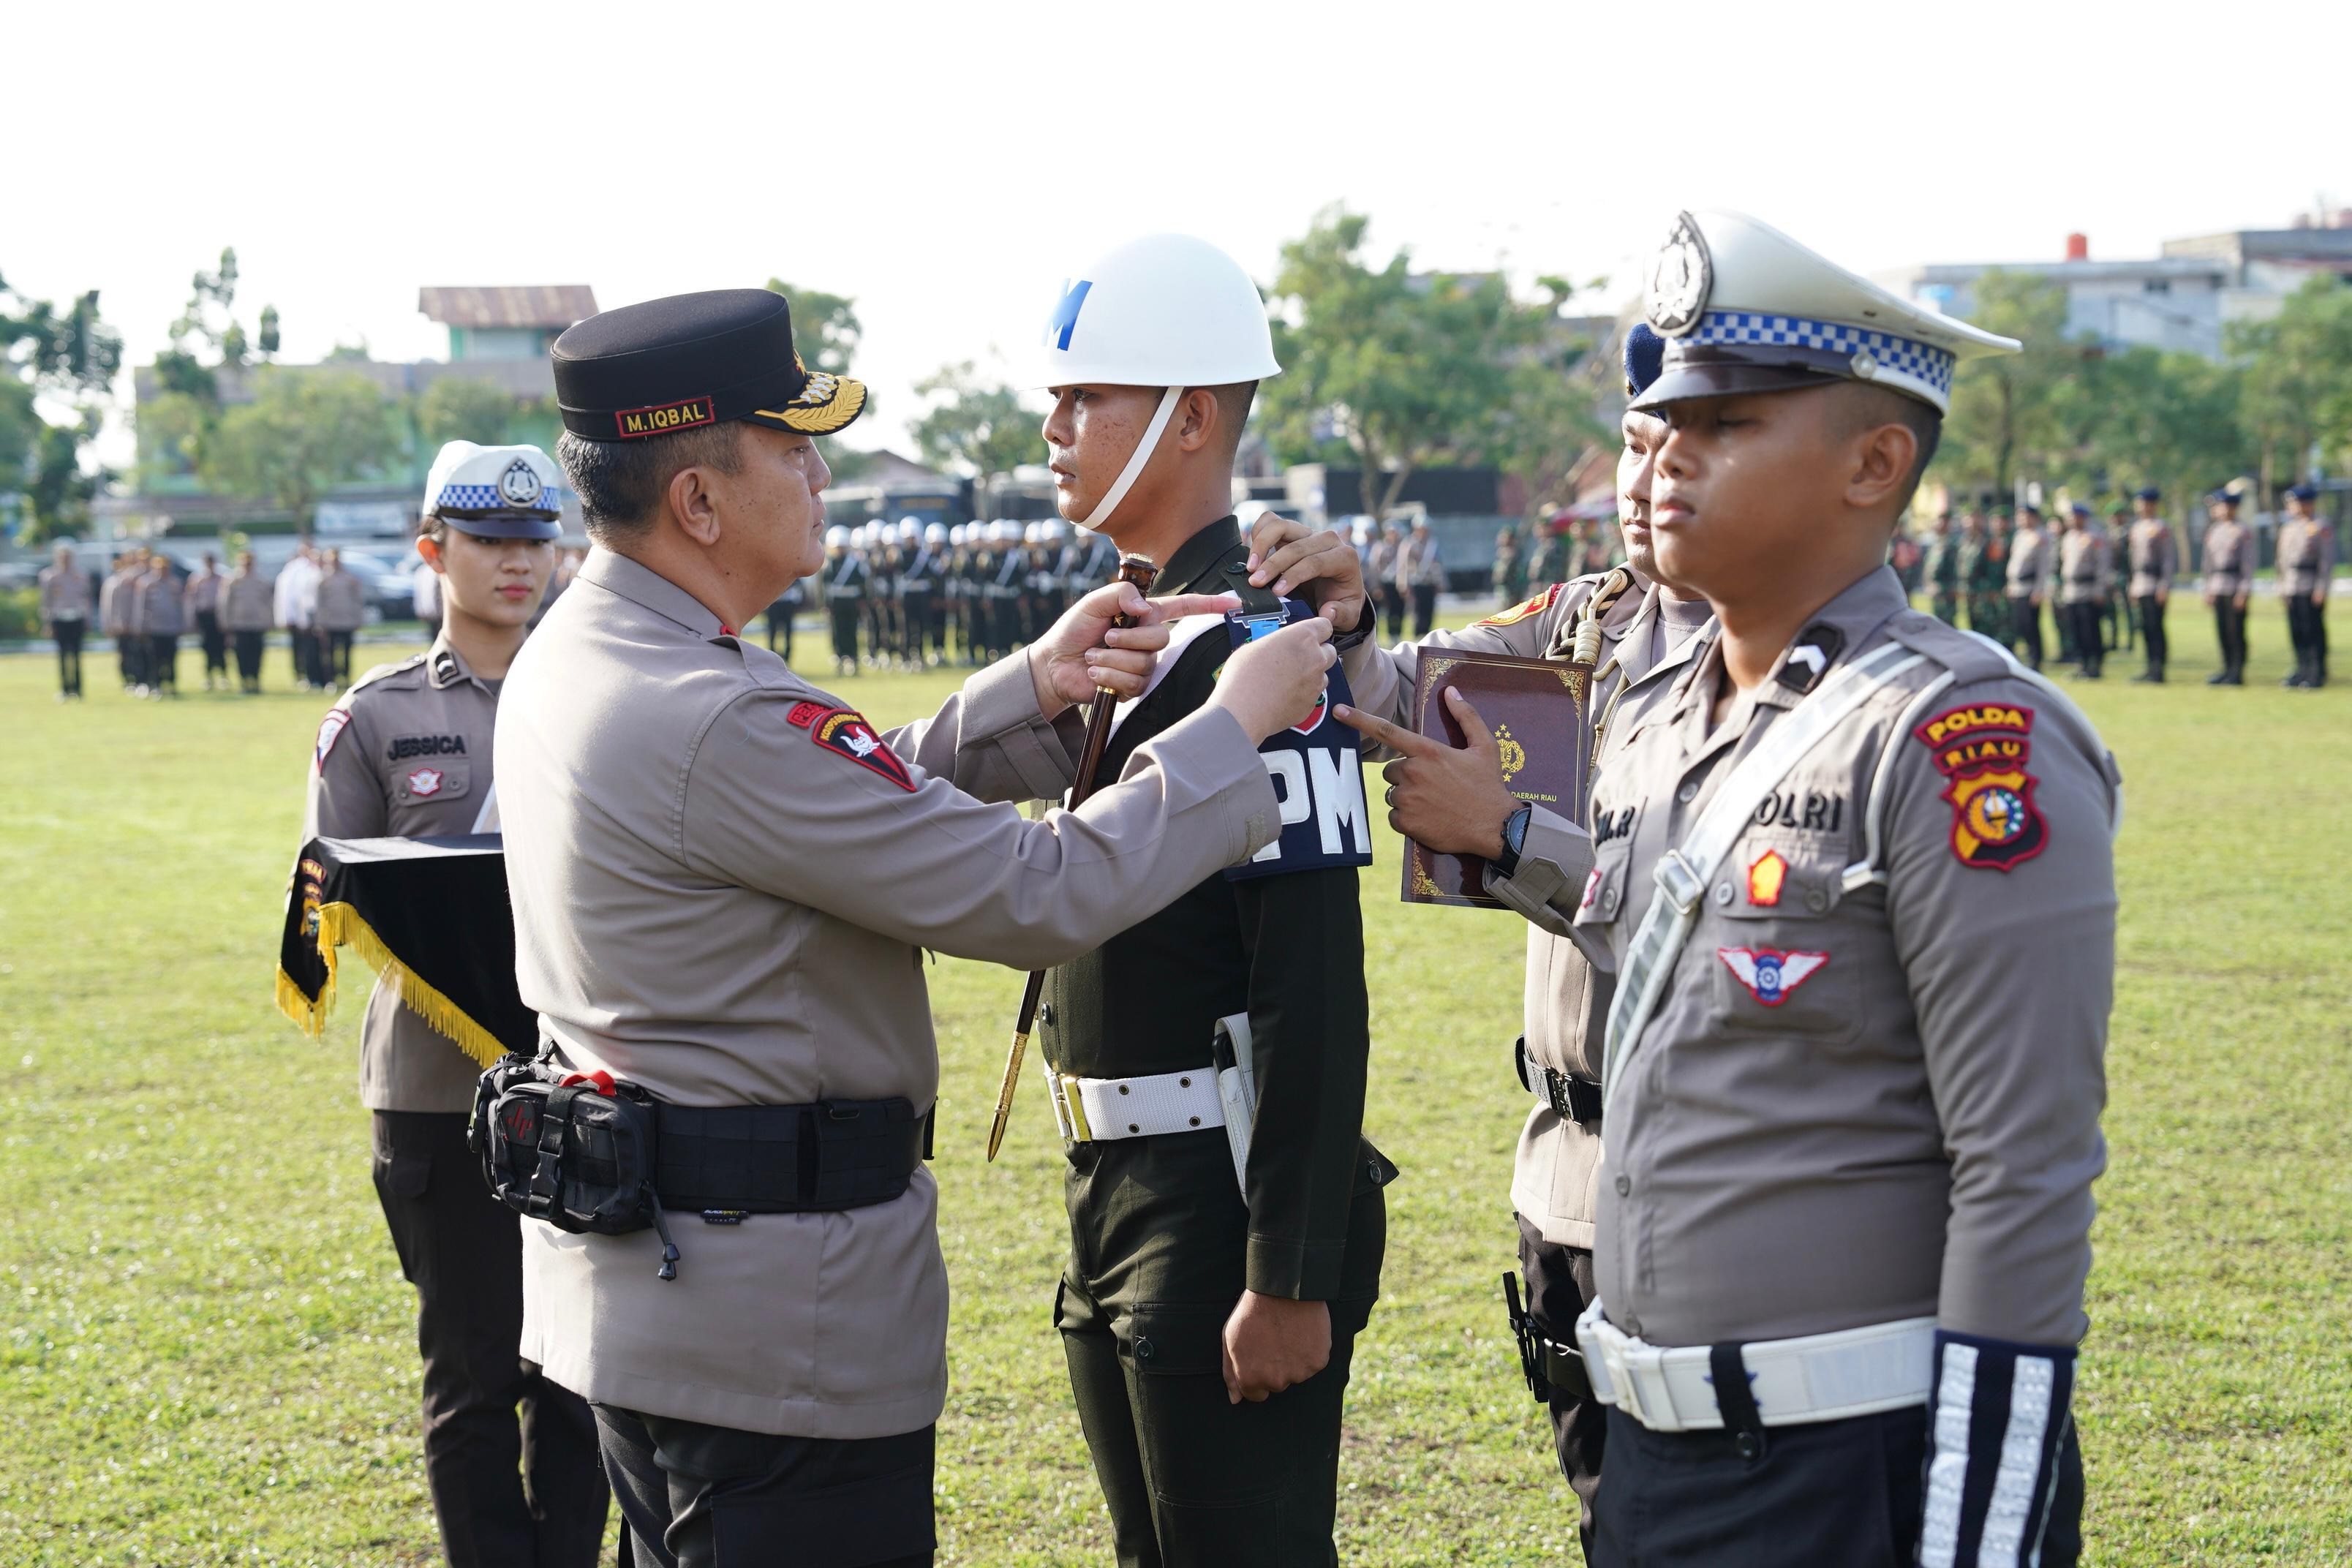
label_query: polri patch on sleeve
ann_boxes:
[1913,703,2046,871]
[1477,581,1563,629]
[805,707,915,792]
[1225,600,1376,881]
[314,708,353,774]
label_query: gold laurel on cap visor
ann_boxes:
[747,372,869,436]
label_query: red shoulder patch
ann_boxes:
[786,700,830,730]
[807,708,914,791]
[1913,703,2046,871]
[1477,581,1564,628]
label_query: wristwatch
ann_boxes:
[1493,803,1534,879]
[1332,600,1374,652]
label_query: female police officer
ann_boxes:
[300,441,611,1567]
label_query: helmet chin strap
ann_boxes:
[1077,385,1185,534]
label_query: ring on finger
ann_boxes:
[1384,784,1400,807]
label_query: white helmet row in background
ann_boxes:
[826,519,1076,550]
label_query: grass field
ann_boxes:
[3,597,2348,1566]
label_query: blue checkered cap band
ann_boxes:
[1691,310,1956,404]
[434,483,556,514]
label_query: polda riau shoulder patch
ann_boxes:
[791,704,914,791]
[314,708,353,773]
[1477,581,1564,628]
[1913,702,2046,871]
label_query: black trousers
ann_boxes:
[1592,1404,2081,1568]
[372,1111,610,1568]
[2005,598,2040,669]
[196,608,226,674]
[1410,581,1439,637]
[595,1405,933,1568]
[325,628,356,685]
[2214,599,2248,676]
[51,618,85,695]
[1380,584,1406,641]
[118,630,143,687]
[2136,594,2168,674]
[1518,1218,1607,1561]
[148,632,179,690]
[233,628,265,686]
[2286,594,2329,677]
[900,592,933,662]
[2064,603,2103,676]
[766,603,795,661]
[829,601,861,663]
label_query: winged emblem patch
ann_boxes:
[1719,947,1828,1006]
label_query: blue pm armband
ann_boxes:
[1224,600,1375,883]
[1920,1329,2077,1568]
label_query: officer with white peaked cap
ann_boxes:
[1496,214,2117,1567]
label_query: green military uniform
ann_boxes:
[1040,515,1394,1568]
[1961,527,2005,636]
[1922,528,1961,623]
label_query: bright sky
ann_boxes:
[12,0,2348,468]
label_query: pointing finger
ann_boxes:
[1141,591,1242,625]
[1333,703,1439,758]
[1443,687,1499,755]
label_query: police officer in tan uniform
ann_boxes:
[38,543,91,701]
[2201,489,2257,685]
[2277,483,2334,688]
[222,550,276,694]
[132,550,184,696]
[315,547,369,685]
[2002,504,2052,670]
[495,288,1333,1568]
[1373,213,2114,1567]
[1246,323,1714,1558]
[301,442,611,1568]
[2056,502,2111,679]
[2125,488,2176,683]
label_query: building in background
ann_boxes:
[1876,211,2352,361]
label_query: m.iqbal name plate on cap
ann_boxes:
[1401,650,1593,909]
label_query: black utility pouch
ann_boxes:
[471,1052,683,1279]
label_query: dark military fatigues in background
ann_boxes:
[303,634,610,1568]
[1921,529,1961,624]
[1041,517,1392,1568]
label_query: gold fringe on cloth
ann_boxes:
[272,900,508,1068]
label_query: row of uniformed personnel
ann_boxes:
[807,516,1123,674]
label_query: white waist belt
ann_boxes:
[1575,1300,1934,1432]
[1047,1064,1225,1144]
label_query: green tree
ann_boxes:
[198,368,396,527]
[416,376,521,448]
[1934,269,2076,500]
[1258,208,1551,521]
[2233,274,2352,488]
[762,280,862,378]
[2066,345,2247,510]
[909,362,1039,480]
[1,274,123,540]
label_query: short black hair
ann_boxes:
[1830,383,1942,516]
[1209,381,1257,462]
[558,422,746,541]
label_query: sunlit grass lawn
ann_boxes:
[2,598,2347,1564]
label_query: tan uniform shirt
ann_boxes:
[301,634,505,1112]
[2277,518,2336,599]
[2057,529,2111,605]
[222,569,276,630]
[2202,520,2255,600]
[132,570,184,635]
[184,568,223,617]
[2002,526,2051,601]
[1339,575,1712,1247]
[494,549,1279,1439]
[314,568,369,631]
[2126,519,2178,598]
[39,564,91,622]
[1561,568,2117,1349]
[99,569,135,636]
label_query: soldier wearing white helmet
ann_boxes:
[1014,233,1390,1565]
[983,519,1025,658]
[821,522,867,676]
[896,517,944,668]
[295,440,612,1563]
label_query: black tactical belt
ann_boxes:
[473,1052,931,1282]
[655,1099,932,1216]
[1515,1036,1603,1125]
